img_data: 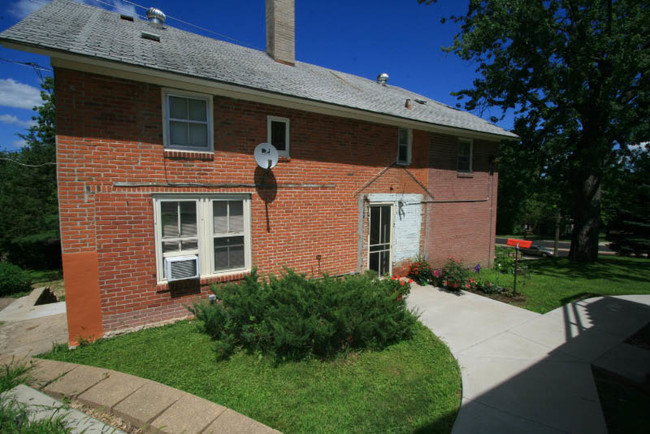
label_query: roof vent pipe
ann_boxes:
[377,73,389,86]
[146,7,166,28]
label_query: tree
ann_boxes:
[422,0,650,262]
[0,76,58,267]
[605,145,650,256]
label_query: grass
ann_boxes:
[0,361,71,433]
[41,319,461,433]
[475,256,650,313]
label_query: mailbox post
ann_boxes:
[506,239,532,295]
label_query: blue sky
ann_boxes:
[0,0,513,151]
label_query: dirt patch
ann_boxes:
[68,400,143,433]
[465,289,527,307]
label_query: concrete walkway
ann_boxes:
[408,286,650,433]
[0,288,68,356]
[0,354,280,434]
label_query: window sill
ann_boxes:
[396,162,411,167]
[278,156,291,162]
[164,149,214,161]
[457,172,474,178]
[156,269,250,290]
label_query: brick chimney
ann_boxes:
[266,0,295,65]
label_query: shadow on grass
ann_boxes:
[413,408,459,434]
[560,292,604,305]
[526,256,650,283]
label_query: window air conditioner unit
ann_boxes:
[164,255,199,282]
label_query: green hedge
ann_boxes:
[0,262,32,297]
[190,269,417,361]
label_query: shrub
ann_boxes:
[5,231,61,270]
[0,262,32,297]
[494,247,516,274]
[190,269,417,361]
[438,257,470,289]
[408,256,434,285]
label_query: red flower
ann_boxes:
[409,279,413,283]
[400,281,405,286]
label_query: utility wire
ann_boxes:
[0,157,56,168]
[118,0,260,49]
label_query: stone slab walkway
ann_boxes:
[0,355,280,434]
[1,384,123,433]
[407,286,650,434]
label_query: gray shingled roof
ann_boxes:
[0,0,516,139]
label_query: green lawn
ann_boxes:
[478,256,650,313]
[40,320,461,433]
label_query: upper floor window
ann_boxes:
[163,89,213,152]
[457,138,473,172]
[397,128,412,165]
[267,116,290,158]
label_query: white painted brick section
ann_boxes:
[368,194,422,263]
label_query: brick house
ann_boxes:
[1,0,516,344]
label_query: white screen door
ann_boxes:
[369,204,392,276]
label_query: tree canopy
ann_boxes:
[0,76,59,268]
[422,0,650,261]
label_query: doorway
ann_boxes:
[368,204,392,276]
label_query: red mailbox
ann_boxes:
[507,238,532,249]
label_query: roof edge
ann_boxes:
[1,39,519,141]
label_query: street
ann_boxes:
[495,237,616,257]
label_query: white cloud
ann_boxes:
[10,0,137,20]
[0,79,42,110]
[104,0,137,17]
[0,114,35,128]
[12,139,28,148]
[8,0,48,19]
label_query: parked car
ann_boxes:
[520,244,555,257]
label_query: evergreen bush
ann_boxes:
[0,262,32,297]
[190,269,417,361]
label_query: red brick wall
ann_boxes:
[55,68,497,334]
[424,133,499,268]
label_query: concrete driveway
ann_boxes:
[408,285,650,434]
[0,288,68,356]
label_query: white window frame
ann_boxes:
[397,128,412,165]
[457,138,473,173]
[267,115,290,158]
[153,194,252,283]
[162,89,214,152]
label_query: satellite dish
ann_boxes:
[254,143,279,170]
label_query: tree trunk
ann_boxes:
[569,172,601,262]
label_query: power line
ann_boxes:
[0,58,51,71]
[0,157,56,168]
[117,0,260,49]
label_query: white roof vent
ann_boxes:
[146,7,166,28]
[377,73,389,86]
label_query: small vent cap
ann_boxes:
[377,73,389,86]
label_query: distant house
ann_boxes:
[0,0,516,345]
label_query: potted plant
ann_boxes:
[442,257,469,290]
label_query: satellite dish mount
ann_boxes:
[254,143,279,185]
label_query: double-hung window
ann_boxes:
[397,128,412,165]
[154,195,251,282]
[457,138,473,173]
[267,116,290,158]
[163,89,213,151]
